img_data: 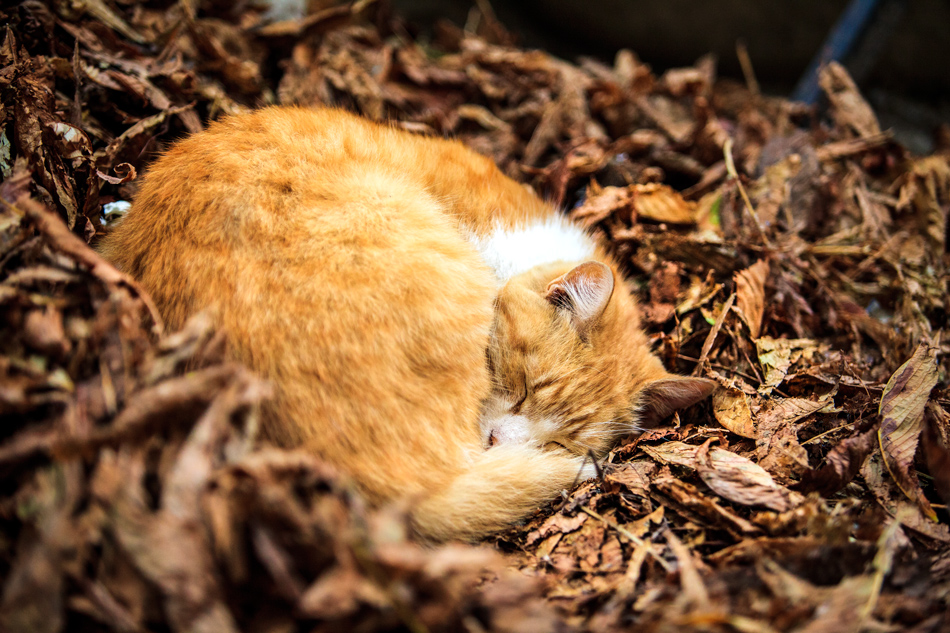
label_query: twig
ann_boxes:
[802,422,855,445]
[676,353,760,385]
[735,40,760,98]
[723,138,772,248]
[693,293,736,376]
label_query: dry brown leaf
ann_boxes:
[755,337,822,395]
[796,426,877,496]
[666,530,710,610]
[525,511,588,547]
[755,394,836,481]
[95,162,136,185]
[877,343,940,519]
[571,183,632,227]
[631,183,695,224]
[908,155,950,252]
[604,460,656,497]
[696,441,804,512]
[734,259,769,338]
[644,441,803,511]
[861,451,950,543]
[643,261,681,324]
[652,471,760,535]
[712,387,756,438]
[641,441,703,468]
[818,62,881,138]
[756,393,837,429]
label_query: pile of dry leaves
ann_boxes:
[1,0,948,631]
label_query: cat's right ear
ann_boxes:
[545,261,615,341]
[637,376,717,428]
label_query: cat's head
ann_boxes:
[481,260,716,457]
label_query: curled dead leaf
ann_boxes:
[96,163,136,185]
[712,387,756,438]
[631,183,694,224]
[696,440,804,512]
[734,259,769,338]
[877,344,940,519]
[795,426,878,496]
[818,62,881,139]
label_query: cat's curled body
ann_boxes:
[100,107,714,540]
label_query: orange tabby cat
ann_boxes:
[98,107,715,540]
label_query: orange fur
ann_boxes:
[98,107,714,541]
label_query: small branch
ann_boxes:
[723,138,772,248]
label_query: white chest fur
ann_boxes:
[468,216,596,283]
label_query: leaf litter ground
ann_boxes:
[1,1,949,631]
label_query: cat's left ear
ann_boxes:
[638,376,717,427]
[545,261,615,341]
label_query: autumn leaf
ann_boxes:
[862,451,950,543]
[755,337,822,395]
[796,425,878,496]
[696,440,804,512]
[734,259,769,338]
[877,343,939,519]
[712,387,756,438]
[819,62,881,138]
[644,441,804,511]
[632,183,695,224]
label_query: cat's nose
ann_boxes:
[485,415,532,447]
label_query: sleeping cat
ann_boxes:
[98,107,715,540]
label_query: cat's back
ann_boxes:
[99,108,497,495]
[102,107,494,326]
[111,108,437,248]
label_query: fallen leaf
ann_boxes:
[755,394,836,481]
[712,387,756,438]
[652,470,759,536]
[734,259,769,338]
[604,460,656,498]
[641,441,704,469]
[755,337,821,395]
[96,162,136,185]
[571,183,632,227]
[666,530,710,609]
[877,343,939,519]
[861,451,950,543]
[819,62,880,139]
[525,511,588,547]
[632,183,694,224]
[796,426,878,496]
[696,441,804,512]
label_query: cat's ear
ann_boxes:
[545,261,615,341]
[638,376,717,428]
